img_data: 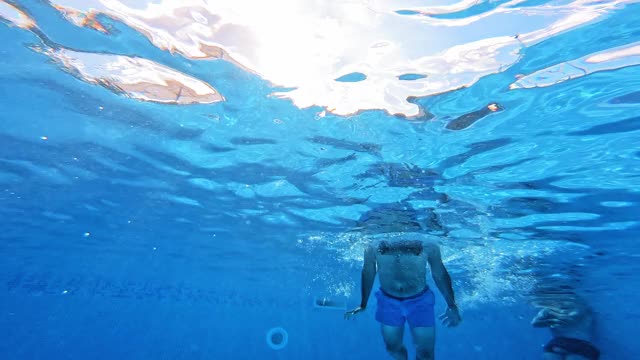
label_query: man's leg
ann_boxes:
[544,349,593,359]
[543,353,564,360]
[410,326,435,360]
[381,324,407,360]
[565,355,593,360]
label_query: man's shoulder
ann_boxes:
[421,240,440,256]
[364,239,381,250]
[363,236,439,247]
[364,242,378,258]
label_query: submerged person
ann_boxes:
[345,237,461,360]
[531,296,600,360]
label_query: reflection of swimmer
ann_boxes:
[531,296,600,360]
[345,236,461,360]
[352,203,443,235]
[445,103,503,130]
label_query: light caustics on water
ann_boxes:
[1,4,639,353]
[0,0,223,105]
[511,42,640,89]
[43,48,224,105]
[0,0,34,28]
[2,0,640,116]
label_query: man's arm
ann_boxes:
[345,244,377,318]
[427,243,461,326]
[359,245,377,309]
[426,243,457,309]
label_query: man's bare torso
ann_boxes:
[373,239,435,297]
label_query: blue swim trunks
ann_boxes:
[375,287,435,328]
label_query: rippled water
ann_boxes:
[1,0,639,359]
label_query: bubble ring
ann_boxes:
[266,327,288,350]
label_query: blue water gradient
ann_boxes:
[1,1,639,359]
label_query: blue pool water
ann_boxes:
[1,0,639,359]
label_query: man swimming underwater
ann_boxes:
[532,295,600,360]
[345,236,461,360]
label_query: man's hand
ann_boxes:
[439,306,462,327]
[531,308,571,328]
[344,306,365,320]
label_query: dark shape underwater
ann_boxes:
[446,103,503,130]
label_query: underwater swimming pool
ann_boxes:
[1,0,639,359]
